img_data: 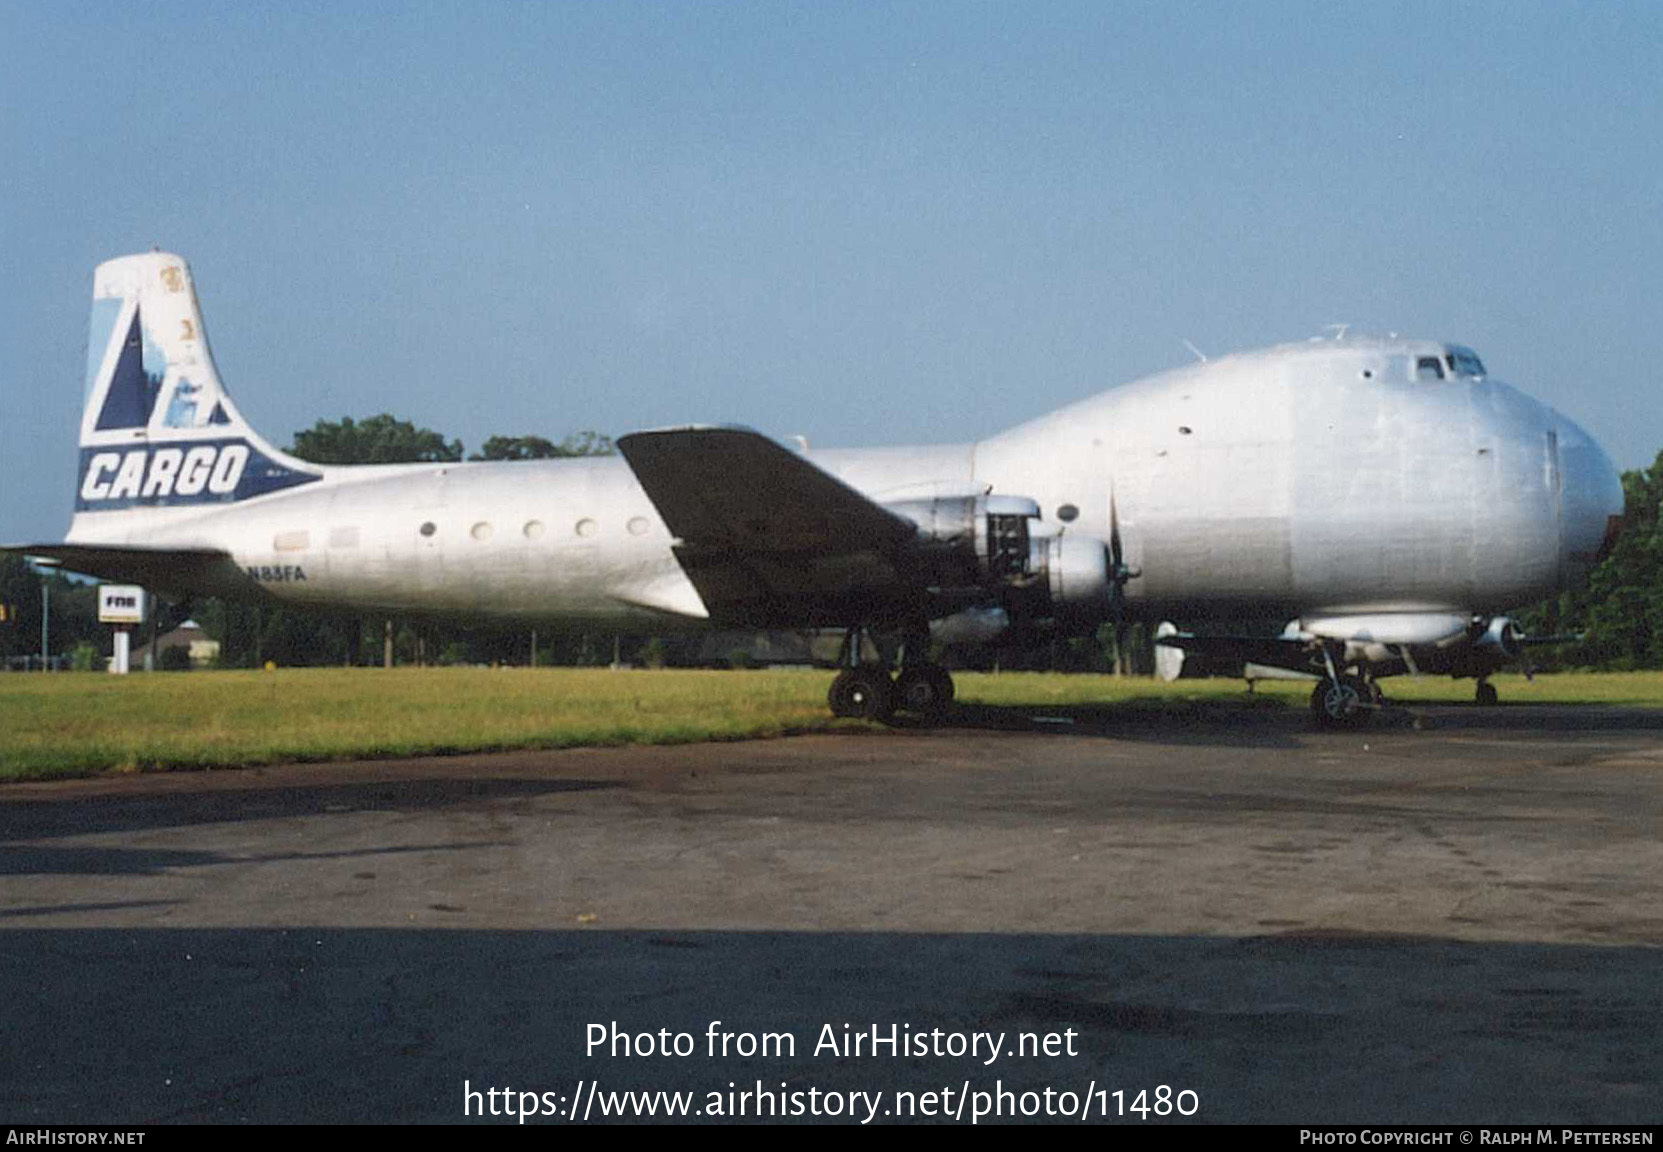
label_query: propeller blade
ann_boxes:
[1109,486,1123,574]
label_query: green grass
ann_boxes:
[4,667,1663,782]
[955,669,1663,709]
[0,667,846,781]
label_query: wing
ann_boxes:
[1156,632,1325,677]
[617,426,922,626]
[5,543,247,600]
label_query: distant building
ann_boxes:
[134,620,220,669]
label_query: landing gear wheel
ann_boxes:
[1311,674,1368,729]
[1475,681,1498,707]
[895,666,955,719]
[1368,680,1386,706]
[828,667,896,721]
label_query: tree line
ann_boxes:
[1517,450,1663,670]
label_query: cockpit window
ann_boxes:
[1445,347,1486,377]
[1416,356,1445,381]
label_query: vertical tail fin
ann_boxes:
[76,253,321,512]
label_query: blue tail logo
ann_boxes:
[76,439,319,511]
[75,252,323,512]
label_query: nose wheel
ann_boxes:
[1311,674,1369,729]
[1475,680,1498,706]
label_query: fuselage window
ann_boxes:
[1416,356,1445,381]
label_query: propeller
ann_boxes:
[1107,485,1140,674]
[1510,621,1544,682]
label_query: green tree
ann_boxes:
[0,554,42,662]
[0,555,103,665]
[289,414,462,465]
[1519,451,1663,669]
[470,432,615,461]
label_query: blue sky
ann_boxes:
[3,1,1660,543]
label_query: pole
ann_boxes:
[145,595,159,672]
[39,578,48,672]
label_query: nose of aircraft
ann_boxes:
[1556,413,1625,583]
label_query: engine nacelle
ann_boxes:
[885,493,1039,584]
[1300,612,1471,646]
[886,492,1113,630]
[1037,532,1113,625]
[1473,615,1522,659]
[929,605,1013,647]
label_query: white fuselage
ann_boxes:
[63,338,1622,629]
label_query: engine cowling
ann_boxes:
[885,493,1113,630]
[1037,532,1113,625]
[1473,615,1522,659]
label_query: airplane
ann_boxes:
[5,252,1626,728]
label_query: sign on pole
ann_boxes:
[98,585,147,625]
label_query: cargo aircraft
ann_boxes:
[6,253,1626,726]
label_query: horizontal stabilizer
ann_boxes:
[6,543,247,599]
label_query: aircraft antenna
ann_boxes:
[1324,324,1350,340]
[1182,340,1207,362]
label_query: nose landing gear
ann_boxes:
[1310,673,1370,729]
[1309,640,1386,729]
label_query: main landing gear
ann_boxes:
[1474,679,1498,707]
[827,664,956,722]
[826,627,955,722]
